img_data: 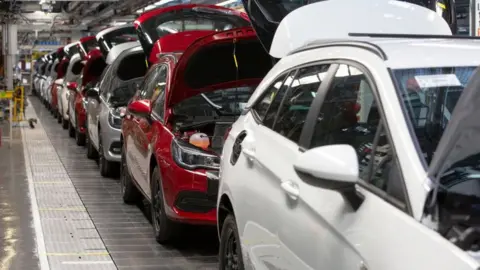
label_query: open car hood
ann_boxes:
[96,24,138,59]
[167,26,272,107]
[81,49,107,87]
[242,0,451,58]
[134,4,250,64]
[78,36,99,60]
[428,68,480,180]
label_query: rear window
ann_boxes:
[138,7,250,55]
[98,26,138,56]
[117,52,147,81]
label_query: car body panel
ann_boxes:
[133,4,250,63]
[59,53,83,121]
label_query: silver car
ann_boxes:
[85,42,146,177]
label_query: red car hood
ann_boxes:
[167,26,272,107]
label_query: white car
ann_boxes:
[217,1,480,269]
[58,53,84,129]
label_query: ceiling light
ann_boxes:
[112,21,127,26]
[216,0,238,6]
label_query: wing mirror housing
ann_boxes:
[66,82,78,91]
[294,144,364,210]
[127,100,151,117]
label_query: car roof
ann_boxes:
[372,38,480,69]
[300,38,480,70]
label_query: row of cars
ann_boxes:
[31,0,480,269]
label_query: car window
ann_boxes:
[310,64,407,205]
[138,65,161,100]
[272,64,329,142]
[252,73,288,121]
[152,65,168,120]
[99,65,112,99]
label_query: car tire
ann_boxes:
[75,116,86,146]
[57,111,62,123]
[62,118,68,129]
[151,166,178,244]
[86,132,98,160]
[68,120,75,138]
[99,136,116,177]
[219,214,245,270]
[120,144,141,204]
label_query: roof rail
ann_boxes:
[349,33,480,40]
[288,40,388,60]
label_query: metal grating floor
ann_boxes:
[28,97,219,270]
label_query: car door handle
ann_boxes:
[281,181,299,200]
[242,148,256,162]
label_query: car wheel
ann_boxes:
[151,166,178,244]
[86,132,98,159]
[99,136,116,177]
[219,214,245,270]
[120,145,141,204]
[75,116,86,146]
[68,120,75,138]
[62,118,68,129]
[57,111,62,123]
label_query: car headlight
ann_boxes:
[171,138,220,170]
[108,107,125,129]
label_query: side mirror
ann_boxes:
[127,100,151,116]
[86,87,99,99]
[294,144,364,210]
[66,82,78,91]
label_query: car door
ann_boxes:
[275,63,441,270]
[126,64,162,194]
[228,63,334,269]
[137,64,168,198]
[89,66,111,149]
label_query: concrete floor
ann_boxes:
[0,123,40,270]
[0,97,219,270]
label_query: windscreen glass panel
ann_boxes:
[138,8,250,54]
[393,66,476,165]
[98,26,138,57]
[173,86,254,117]
[66,46,80,59]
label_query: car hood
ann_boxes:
[133,4,250,65]
[241,0,452,58]
[428,67,480,180]
[96,24,138,59]
[167,26,272,107]
[78,36,98,60]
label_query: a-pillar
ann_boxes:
[5,24,17,90]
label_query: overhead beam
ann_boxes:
[3,24,89,31]
[17,0,118,1]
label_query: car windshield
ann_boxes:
[140,8,250,46]
[98,27,138,57]
[393,66,476,166]
[172,86,254,118]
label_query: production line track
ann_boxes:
[30,97,219,270]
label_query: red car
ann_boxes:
[120,4,271,243]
